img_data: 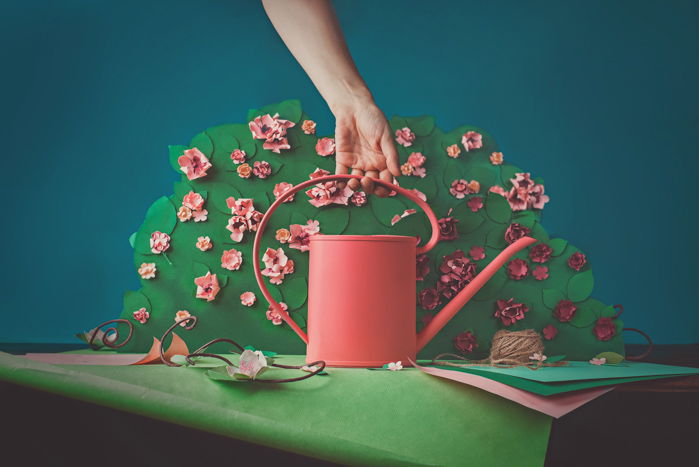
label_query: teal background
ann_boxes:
[1,0,697,344]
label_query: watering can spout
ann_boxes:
[415,236,538,352]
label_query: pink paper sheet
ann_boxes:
[24,353,147,366]
[412,360,614,418]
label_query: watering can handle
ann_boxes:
[252,174,441,344]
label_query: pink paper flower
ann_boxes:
[400,162,413,176]
[529,243,553,263]
[226,197,255,217]
[192,209,208,222]
[230,149,246,164]
[273,182,295,202]
[174,310,192,327]
[490,152,504,165]
[446,144,461,158]
[182,191,205,211]
[469,246,485,261]
[237,163,252,178]
[419,288,440,310]
[438,217,459,241]
[449,179,478,199]
[315,137,336,156]
[489,185,508,197]
[505,223,531,244]
[301,119,316,134]
[261,247,291,284]
[542,324,558,340]
[221,248,243,271]
[178,148,212,180]
[240,291,256,306]
[138,262,157,279]
[194,272,220,302]
[416,254,430,281]
[226,215,248,242]
[412,167,426,178]
[506,258,529,280]
[568,252,587,271]
[467,196,484,212]
[253,161,272,178]
[461,131,483,151]
[532,265,549,280]
[593,317,616,341]
[528,183,550,210]
[309,167,330,179]
[195,236,213,251]
[391,209,417,226]
[247,210,263,232]
[494,298,529,326]
[395,127,415,147]
[266,302,288,325]
[177,206,192,222]
[306,180,353,207]
[554,300,577,322]
[505,173,550,211]
[132,307,150,324]
[289,220,320,252]
[276,228,291,244]
[150,231,170,254]
[350,191,367,207]
[453,331,478,353]
[249,113,295,153]
[590,357,607,366]
[407,152,426,168]
[437,250,477,299]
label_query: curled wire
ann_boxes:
[88,319,134,349]
[161,326,326,382]
[159,316,198,367]
[612,304,654,361]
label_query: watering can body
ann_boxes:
[253,174,537,367]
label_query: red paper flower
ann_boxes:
[289,220,320,252]
[449,179,479,199]
[416,254,431,281]
[419,288,440,310]
[494,298,529,326]
[253,160,272,178]
[467,196,483,212]
[529,243,553,263]
[315,137,336,156]
[469,246,485,261]
[438,217,459,241]
[554,300,577,322]
[593,317,616,341]
[506,258,529,280]
[542,324,558,340]
[505,223,531,244]
[132,307,150,324]
[532,265,549,281]
[568,252,587,271]
[273,182,294,202]
[350,191,367,207]
[453,331,478,353]
[437,250,477,299]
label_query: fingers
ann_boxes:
[381,132,402,177]
[349,168,363,191]
[362,170,378,194]
[335,162,350,189]
[373,169,394,198]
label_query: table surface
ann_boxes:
[1,342,697,467]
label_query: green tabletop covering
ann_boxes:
[0,352,551,466]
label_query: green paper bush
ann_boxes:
[116,99,625,360]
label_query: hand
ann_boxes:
[333,98,401,197]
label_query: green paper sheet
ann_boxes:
[430,361,699,383]
[0,353,551,466]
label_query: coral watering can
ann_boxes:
[253,174,536,367]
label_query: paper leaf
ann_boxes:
[512,211,537,229]
[500,165,524,187]
[569,305,597,328]
[389,115,409,130]
[205,366,249,383]
[290,211,309,226]
[567,270,594,302]
[281,276,308,310]
[472,268,507,302]
[485,192,512,224]
[542,289,566,309]
[548,238,568,256]
[594,352,625,364]
[209,182,242,214]
[370,196,407,227]
[408,115,435,136]
[189,132,214,157]
[133,196,178,254]
[273,99,303,123]
[441,160,467,190]
[546,355,567,363]
[485,225,508,249]
[530,222,549,242]
[466,166,497,189]
[128,232,136,248]
[452,206,485,234]
[315,207,350,234]
[168,145,189,173]
[123,290,151,314]
[243,345,278,357]
[192,261,211,278]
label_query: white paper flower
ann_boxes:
[387,361,403,371]
[228,350,268,380]
[589,357,607,366]
[529,353,547,362]
[301,365,320,373]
